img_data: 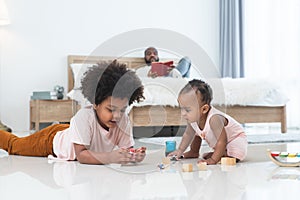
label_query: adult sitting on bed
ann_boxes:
[136,47,191,78]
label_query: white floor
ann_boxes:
[1,141,300,200]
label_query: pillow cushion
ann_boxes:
[67,63,95,106]
[70,63,95,90]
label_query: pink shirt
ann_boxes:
[190,106,247,160]
[51,105,134,160]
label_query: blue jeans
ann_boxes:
[176,56,191,78]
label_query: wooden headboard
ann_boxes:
[67,55,178,92]
[67,55,149,92]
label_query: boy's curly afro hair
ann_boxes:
[81,60,144,105]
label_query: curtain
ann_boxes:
[220,0,245,78]
[244,0,300,128]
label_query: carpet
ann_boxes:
[247,133,300,144]
[137,133,300,146]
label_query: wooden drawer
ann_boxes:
[30,99,80,131]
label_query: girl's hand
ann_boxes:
[109,149,134,164]
[202,152,214,159]
[134,147,146,162]
[183,150,199,158]
[197,157,218,165]
[134,151,146,162]
[167,150,183,160]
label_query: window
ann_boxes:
[244,0,300,128]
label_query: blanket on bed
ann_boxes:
[68,77,288,107]
[132,77,288,107]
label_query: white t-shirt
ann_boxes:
[51,105,134,160]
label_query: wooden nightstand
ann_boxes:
[30,99,80,131]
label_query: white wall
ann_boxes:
[0,0,219,132]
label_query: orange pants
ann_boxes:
[0,124,69,157]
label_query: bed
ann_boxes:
[67,55,288,133]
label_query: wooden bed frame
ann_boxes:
[67,55,287,133]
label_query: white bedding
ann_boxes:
[133,77,187,107]
[209,78,289,106]
[132,77,289,107]
[67,64,289,107]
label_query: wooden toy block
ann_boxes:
[182,163,193,172]
[221,157,236,166]
[197,162,207,171]
[162,157,171,165]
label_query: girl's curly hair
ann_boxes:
[179,79,213,105]
[81,60,144,105]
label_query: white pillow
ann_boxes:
[70,63,95,90]
[68,63,95,105]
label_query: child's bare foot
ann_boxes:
[183,150,199,158]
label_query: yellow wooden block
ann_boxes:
[221,157,236,166]
[182,163,193,172]
[197,162,207,171]
[162,157,171,165]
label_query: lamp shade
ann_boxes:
[0,0,10,25]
